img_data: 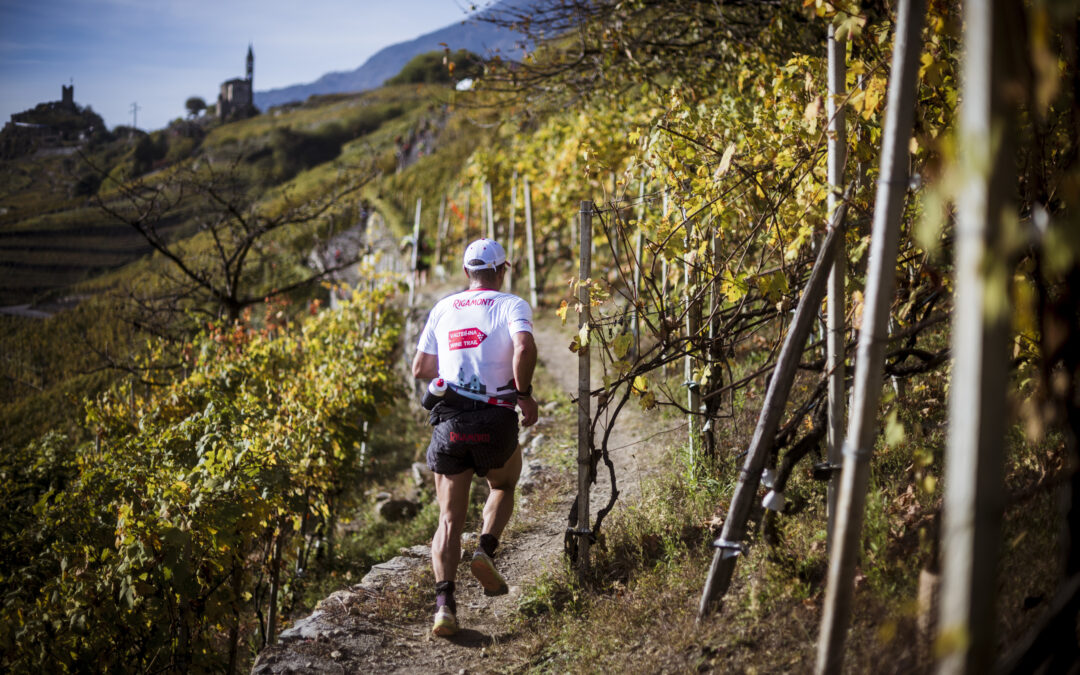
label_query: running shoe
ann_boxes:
[470,550,509,596]
[432,605,458,637]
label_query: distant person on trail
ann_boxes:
[411,238,538,637]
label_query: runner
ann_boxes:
[411,238,538,637]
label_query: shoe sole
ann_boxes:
[471,556,509,596]
[432,621,457,637]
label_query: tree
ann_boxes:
[185,96,207,118]
[87,152,374,328]
[478,0,820,108]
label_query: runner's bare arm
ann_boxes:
[512,332,538,427]
[412,350,439,379]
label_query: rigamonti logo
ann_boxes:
[452,297,495,310]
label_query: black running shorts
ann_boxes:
[426,403,519,477]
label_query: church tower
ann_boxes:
[219,44,255,121]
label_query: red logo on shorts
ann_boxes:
[449,431,491,443]
[448,327,487,350]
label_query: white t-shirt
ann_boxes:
[417,288,534,407]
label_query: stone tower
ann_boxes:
[219,45,255,121]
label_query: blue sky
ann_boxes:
[0,0,480,132]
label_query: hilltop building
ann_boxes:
[218,44,257,121]
[1,84,104,159]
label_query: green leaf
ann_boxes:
[612,334,633,359]
[884,410,905,448]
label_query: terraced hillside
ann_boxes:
[0,75,473,308]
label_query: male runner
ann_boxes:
[411,238,538,637]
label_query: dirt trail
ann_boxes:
[253,272,676,674]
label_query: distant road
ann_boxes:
[0,304,52,318]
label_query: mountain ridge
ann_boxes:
[254,2,529,111]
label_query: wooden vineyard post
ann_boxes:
[574,200,594,579]
[266,517,287,645]
[408,198,421,308]
[697,201,848,620]
[508,171,518,292]
[484,181,495,240]
[814,1,925,671]
[524,176,538,308]
[936,2,1013,673]
[825,20,848,552]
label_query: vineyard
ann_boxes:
[2,284,403,671]
[2,0,1080,672]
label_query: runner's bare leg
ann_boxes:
[432,469,474,581]
[481,447,522,539]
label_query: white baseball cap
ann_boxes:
[463,238,508,270]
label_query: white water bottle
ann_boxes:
[422,378,448,410]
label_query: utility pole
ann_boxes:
[130,101,141,130]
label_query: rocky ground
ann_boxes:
[252,258,676,674]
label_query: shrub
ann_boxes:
[385,50,483,86]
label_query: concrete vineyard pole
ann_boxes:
[508,171,518,292]
[524,176,538,308]
[434,193,447,271]
[814,1,925,671]
[661,187,670,300]
[408,197,421,308]
[697,201,848,619]
[462,191,470,254]
[936,1,1013,672]
[826,21,848,551]
[632,171,645,355]
[682,208,701,472]
[575,200,594,579]
[609,171,619,259]
[484,181,495,240]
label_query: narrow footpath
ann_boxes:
[252,249,676,674]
